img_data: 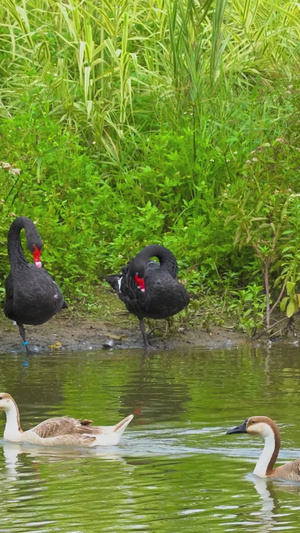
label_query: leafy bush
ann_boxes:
[1,0,300,335]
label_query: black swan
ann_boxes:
[4,216,67,353]
[106,244,190,348]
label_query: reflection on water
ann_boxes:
[2,440,130,481]
[247,474,300,532]
[0,345,300,531]
[119,355,191,422]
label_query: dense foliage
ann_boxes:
[0,0,300,333]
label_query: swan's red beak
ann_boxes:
[135,274,145,292]
[33,245,42,268]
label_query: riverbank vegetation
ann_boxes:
[0,0,300,337]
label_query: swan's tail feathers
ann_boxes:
[113,414,134,435]
[62,300,68,309]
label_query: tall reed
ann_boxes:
[1,0,299,157]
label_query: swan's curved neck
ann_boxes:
[8,217,43,270]
[134,245,178,277]
[254,425,280,477]
[8,220,27,268]
[3,399,22,441]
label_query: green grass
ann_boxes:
[0,0,300,335]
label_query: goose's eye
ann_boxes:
[250,420,256,424]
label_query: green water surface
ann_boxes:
[0,344,300,532]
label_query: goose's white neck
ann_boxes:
[3,400,22,442]
[253,423,278,477]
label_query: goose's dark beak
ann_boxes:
[226,419,248,434]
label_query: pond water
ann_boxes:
[0,344,300,532]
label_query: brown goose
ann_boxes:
[0,393,134,447]
[4,216,67,353]
[227,416,300,481]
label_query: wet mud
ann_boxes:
[0,312,249,354]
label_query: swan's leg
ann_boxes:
[139,319,150,348]
[163,317,172,339]
[17,323,30,354]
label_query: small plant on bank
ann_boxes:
[223,138,300,336]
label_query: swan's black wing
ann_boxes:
[3,272,15,320]
[5,265,67,325]
[107,261,189,320]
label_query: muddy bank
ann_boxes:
[1,286,298,353]
[0,311,250,354]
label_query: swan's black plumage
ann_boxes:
[106,245,189,347]
[4,217,67,352]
